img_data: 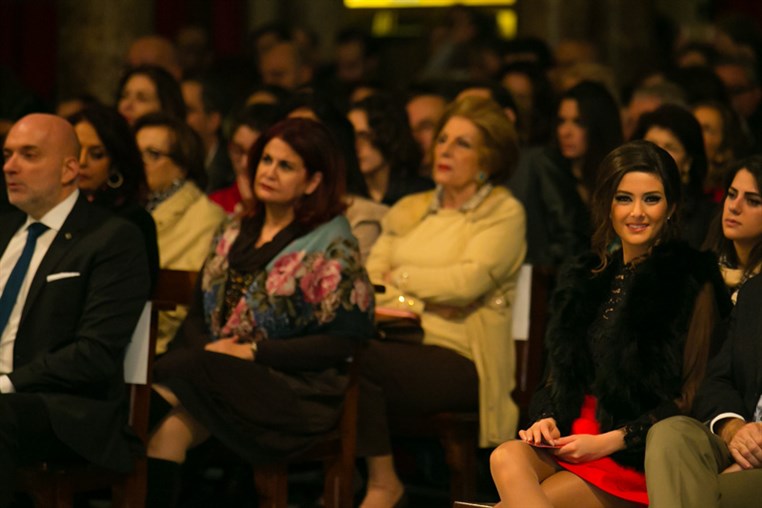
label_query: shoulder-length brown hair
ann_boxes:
[133,111,207,190]
[247,118,347,229]
[590,140,682,270]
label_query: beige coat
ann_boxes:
[152,181,226,352]
[366,186,526,446]
[152,181,226,270]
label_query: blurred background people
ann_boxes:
[692,100,751,201]
[117,65,186,126]
[286,92,389,262]
[134,112,225,353]
[633,104,715,248]
[258,40,313,91]
[348,93,432,205]
[126,34,183,80]
[181,75,235,192]
[509,80,623,269]
[405,84,450,176]
[714,56,762,149]
[210,102,282,214]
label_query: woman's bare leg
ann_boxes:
[148,384,210,464]
[153,383,181,407]
[542,471,642,508]
[360,454,405,508]
[490,440,561,507]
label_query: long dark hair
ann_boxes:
[632,104,707,199]
[68,103,147,208]
[499,61,556,146]
[116,65,186,121]
[284,93,368,198]
[591,140,682,271]
[703,155,762,275]
[248,118,347,229]
[693,100,752,181]
[350,93,422,179]
[557,81,623,195]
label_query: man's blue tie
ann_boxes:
[0,222,49,334]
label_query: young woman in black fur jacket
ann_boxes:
[490,140,732,508]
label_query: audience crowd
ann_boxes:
[2,6,762,507]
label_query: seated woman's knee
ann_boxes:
[491,439,532,472]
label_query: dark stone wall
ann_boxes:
[57,0,153,105]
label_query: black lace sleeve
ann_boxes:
[528,381,557,424]
[619,399,681,449]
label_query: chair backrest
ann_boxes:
[511,265,555,422]
[121,300,154,444]
[126,269,198,442]
[152,269,199,312]
[124,302,152,385]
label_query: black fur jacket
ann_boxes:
[529,241,731,469]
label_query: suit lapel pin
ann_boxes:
[64,232,72,240]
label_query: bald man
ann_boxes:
[127,35,183,80]
[0,114,150,505]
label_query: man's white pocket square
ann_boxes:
[46,272,80,282]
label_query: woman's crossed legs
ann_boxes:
[490,440,640,508]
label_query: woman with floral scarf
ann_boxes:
[145,118,375,507]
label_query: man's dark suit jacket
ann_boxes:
[0,194,150,472]
[693,274,762,424]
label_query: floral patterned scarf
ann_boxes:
[200,214,375,343]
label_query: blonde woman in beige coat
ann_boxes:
[358,96,526,508]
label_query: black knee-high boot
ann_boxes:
[146,457,182,508]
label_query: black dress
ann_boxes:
[154,214,375,464]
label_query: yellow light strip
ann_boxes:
[346,0,515,8]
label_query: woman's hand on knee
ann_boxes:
[519,417,560,446]
[554,431,622,463]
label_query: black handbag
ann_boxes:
[375,314,424,344]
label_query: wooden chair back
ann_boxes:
[511,265,554,425]
[151,269,198,313]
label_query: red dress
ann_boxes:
[555,395,648,506]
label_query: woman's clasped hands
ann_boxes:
[204,336,255,361]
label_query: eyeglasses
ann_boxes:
[228,142,248,161]
[141,147,174,164]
